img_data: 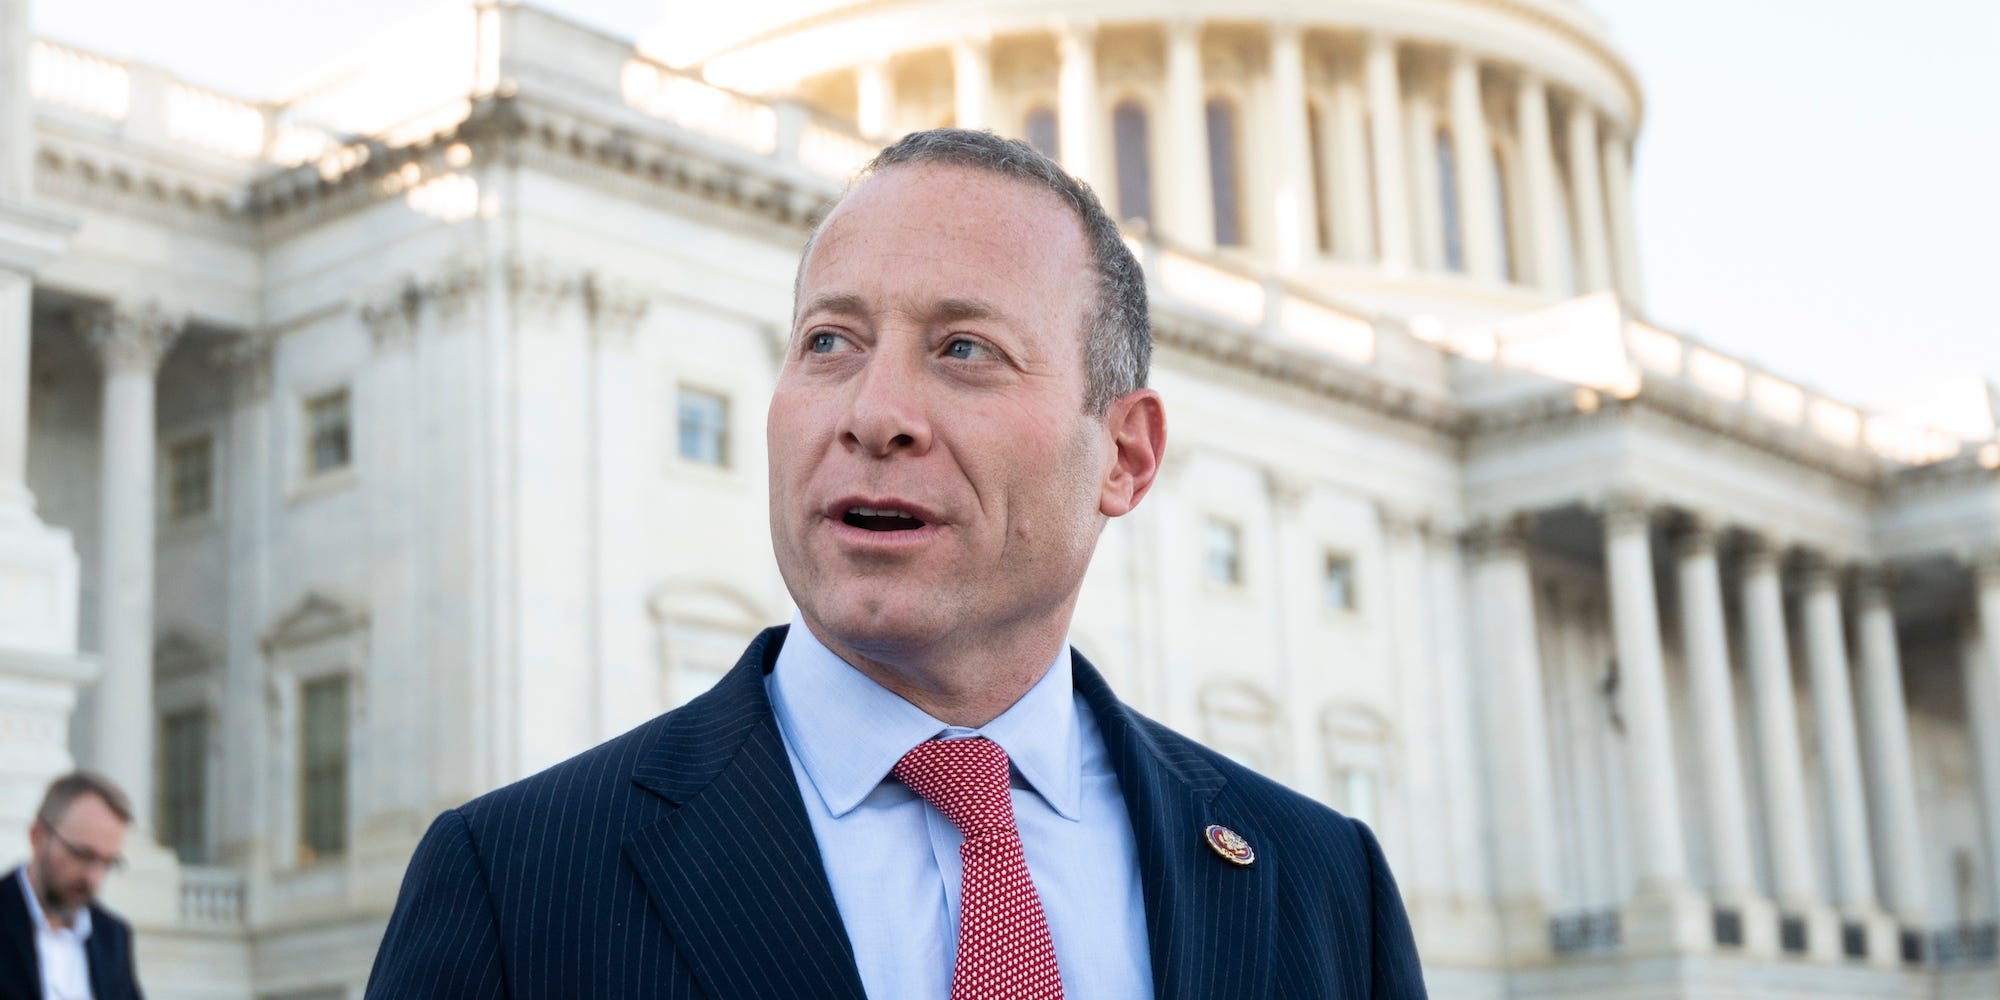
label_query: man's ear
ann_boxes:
[1098,388,1166,517]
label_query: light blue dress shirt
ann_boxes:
[766,615,1154,999]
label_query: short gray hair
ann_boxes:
[37,770,133,827]
[794,128,1150,415]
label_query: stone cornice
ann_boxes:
[1467,378,1890,489]
[1151,303,1465,436]
[33,115,254,228]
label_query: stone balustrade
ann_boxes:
[179,864,247,928]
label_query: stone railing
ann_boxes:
[178,864,247,928]
[1476,292,1993,468]
[1128,234,1382,370]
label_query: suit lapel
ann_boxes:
[83,908,121,1000]
[623,627,867,1000]
[0,870,40,996]
[1075,654,1276,1000]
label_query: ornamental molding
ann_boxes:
[581,271,651,345]
[360,258,486,350]
[79,299,187,375]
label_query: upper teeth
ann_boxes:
[850,507,915,518]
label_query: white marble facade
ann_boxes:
[1,1,1997,997]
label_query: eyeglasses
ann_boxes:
[37,818,126,873]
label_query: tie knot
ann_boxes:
[892,737,1016,839]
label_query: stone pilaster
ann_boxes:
[1514,74,1565,293]
[951,36,991,130]
[1565,101,1612,292]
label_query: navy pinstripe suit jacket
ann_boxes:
[367,626,1427,998]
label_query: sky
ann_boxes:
[29,0,2000,409]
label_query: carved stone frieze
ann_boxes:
[580,272,650,346]
[359,259,488,351]
[209,332,274,403]
[79,300,187,375]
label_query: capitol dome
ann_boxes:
[679,0,1646,323]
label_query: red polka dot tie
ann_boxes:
[893,737,1065,1000]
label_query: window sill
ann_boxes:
[287,466,359,508]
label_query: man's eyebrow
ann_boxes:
[929,297,999,324]
[798,292,867,318]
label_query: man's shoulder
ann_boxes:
[452,628,783,831]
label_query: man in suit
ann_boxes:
[2,771,146,1000]
[368,128,1426,997]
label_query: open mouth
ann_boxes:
[842,506,927,532]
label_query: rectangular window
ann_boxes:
[159,709,208,863]
[1324,553,1357,610]
[305,389,352,477]
[677,388,729,466]
[299,676,349,864]
[167,435,214,520]
[1203,518,1243,585]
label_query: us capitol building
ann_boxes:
[0,0,1995,996]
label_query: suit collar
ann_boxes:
[624,626,869,1000]
[625,628,1274,1000]
[1073,651,1277,1000]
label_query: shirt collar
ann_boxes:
[768,614,1082,821]
[15,865,91,939]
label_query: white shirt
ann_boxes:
[16,866,94,1000]
[766,615,1153,998]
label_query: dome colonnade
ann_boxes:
[700,0,1645,307]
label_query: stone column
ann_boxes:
[951,36,991,131]
[1362,34,1411,272]
[1515,74,1566,294]
[856,57,892,139]
[1056,21,1103,194]
[1446,50,1500,280]
[1468,516,1559,961]
[1852,569,1930,924]
[1405,87,1444,272]
[1565,101,1613,293]
[1740,539,1837,958]
[1384,514,1448,902]
[1978,552,2000,706]
[1798,562,1883,915]
[213,334,271,866]
[1601,125,1644,308]
[1673,519,1776,953]
[1422,525,1500,955]
[85,302,185,834]
[1329,63,1373,264]
[1603,500,1708,952]
[1267,24,1317,273]
[1603,501,1688,885]
[1964,615,2000,936]
[1162,20,1212,251]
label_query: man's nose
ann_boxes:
[837,351,934,457]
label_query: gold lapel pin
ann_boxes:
[1205,824,1255,866]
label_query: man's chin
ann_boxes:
[801,596,951,659]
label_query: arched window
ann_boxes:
[1307,100,1331,254]
[1435,127,1463,272]
[1112,99,1153,226]
[1205,96,1243,246]
[1025,105,1060,161]
[1200,681,1282,776]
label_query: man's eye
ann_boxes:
[944,338,991,361]
[808,331,847,354]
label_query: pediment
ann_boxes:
[263,591,368,652]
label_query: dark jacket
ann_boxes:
[368,625,1427,998]
[0,867,144,1000]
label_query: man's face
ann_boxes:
[26,793,127,923]
[769,162,1111,665]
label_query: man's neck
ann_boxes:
[805,620,1068,728]
[21,868,75,931]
